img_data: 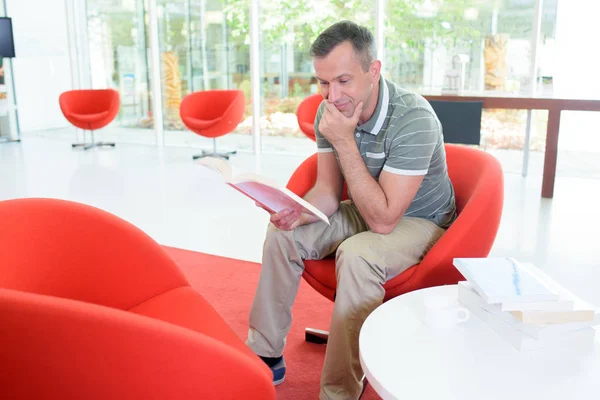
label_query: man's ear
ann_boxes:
[370,60,382,84]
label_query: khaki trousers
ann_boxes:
[247,201,445,399]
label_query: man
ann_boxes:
[246,20,456,399]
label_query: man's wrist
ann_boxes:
[298,212,315,226]
[334,139,359,157]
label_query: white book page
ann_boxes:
[196,157,233,181]
[231,172,280,188]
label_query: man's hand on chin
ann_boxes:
[319,101,364,148]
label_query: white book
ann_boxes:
[462,291,596,353]
[499,262,576,312]
[508,263,595,323]
[453,257,560,304]
[500,298,575,312]
[458,281,600,340]
[495,263,595,323]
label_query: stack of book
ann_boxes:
[453,257,599,352]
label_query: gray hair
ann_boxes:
[310,20,377,72]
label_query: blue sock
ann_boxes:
[260,355,282,368]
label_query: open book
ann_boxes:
[197,157,329,225]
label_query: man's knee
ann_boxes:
[265,222,291,245]
[334,239,385,285]
[269,223,320,260]
[264,223,311,262]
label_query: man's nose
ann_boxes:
[327,84,339,103]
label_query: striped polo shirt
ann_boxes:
[314,77,456,228]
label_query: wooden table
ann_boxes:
[422,93,600,198]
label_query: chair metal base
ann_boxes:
[192,149,237,160]
[71,130,115,151]
[192,137,236,160]
[72,142,116,151]
[305,327,329,344]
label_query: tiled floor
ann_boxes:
[1,136,599,308]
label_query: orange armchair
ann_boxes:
[180,89,245,160]
[286,144,504,341]
[0,198,275,400]
[59,89,120,150]
[296,93,323,141]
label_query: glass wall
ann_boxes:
[78,0,566,164]
[384,0,558,94]
[158,0,250,149]
[257,0,375,151]
[384,0,558,173]
[86,0,155,144]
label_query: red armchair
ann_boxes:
[180,89,245,160]
[296,93,323,141]
[286,144,504,341]
[0,198,275,400]
[59,89,120,150]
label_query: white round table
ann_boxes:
[359,285,600,400]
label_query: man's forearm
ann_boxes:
[298,185,340,225]
[335,143,393,231]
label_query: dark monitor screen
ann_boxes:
[429,100,483,145]
[0,17,16,58]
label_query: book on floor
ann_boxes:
[197,157,329,225]
[453,257,561,304]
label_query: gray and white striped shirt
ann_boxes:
[315,77,456,228]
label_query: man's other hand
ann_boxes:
[269,208,302,231]
[254,202,302,230]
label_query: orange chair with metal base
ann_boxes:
[285,144,504,343]
[296,93,323,142]
[59,89,120,150]
[180,89,245,160]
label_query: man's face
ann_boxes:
[313,41,378,120]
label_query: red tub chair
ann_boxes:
[59,89,120,150]
[296,93,323,142]
[180,89,245,160]
[285,144,504,342]
[0,197,275,400]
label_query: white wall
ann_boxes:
[554,0,600,97]
[553,0,600,153]
[6,0,73,133]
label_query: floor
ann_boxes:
[1,135,599,309]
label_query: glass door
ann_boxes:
[258,0,375,154]
[86,0,154,144]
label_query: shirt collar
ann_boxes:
[357,76,389,136]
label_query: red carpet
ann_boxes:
[163,246,380,400]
